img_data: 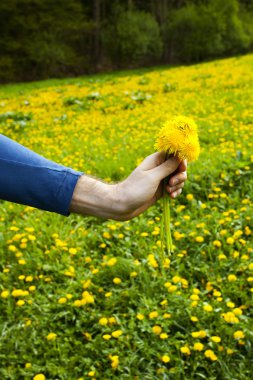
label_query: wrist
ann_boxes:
[69,175,127,220]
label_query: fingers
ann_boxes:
[178,159,187,172]
[168,171,187,187]
[149,156,180,182]
[170,188,182,199]
[167,182,185,194]
[138,152,166,171]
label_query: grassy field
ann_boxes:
[0,54,253,380]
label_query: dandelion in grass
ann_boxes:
[155,116,200,257]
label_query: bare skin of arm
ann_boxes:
[69,152,187,221]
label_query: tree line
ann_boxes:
[0,0,252,83]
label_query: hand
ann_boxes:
[70,152,187,221]
[115,152,187,220]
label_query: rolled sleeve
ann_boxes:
[0,134,83,216]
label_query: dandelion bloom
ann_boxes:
[113,277,122,284]
[204,349,218,361]
[46,333,57,341]
[180,346,191,355]
[99,317,108,326]
[109,355,119,369]
[33,375,46,380]
[210,336,221,343]
[161,355,170,363]
[155,116,200,162]
[149,311,159,319]
[1,290,9,298]
[112,330,123,338]
[193,342,204,351]
[102,334,111,340]
[233,330,245,340]
[16,300,25,306]
[203,304,213,312]
[152,325,162,335]
[228,274,237,282]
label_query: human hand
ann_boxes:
[70,152,187,221]
[115,152,187,220]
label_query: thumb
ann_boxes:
[149,156,180,182]
[138,152,166,171]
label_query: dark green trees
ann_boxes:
[0,0,252,82]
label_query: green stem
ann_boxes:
[163,178,173,256]
[160,212,164,263]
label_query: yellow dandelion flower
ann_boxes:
[149,311,159,319]
[33,375,46,380]
[228,274,237,282]
[99,317,108,326]
[109,355,119,369]
[233,330,245,340]
[113,277,122,284]
[152,325,162,335]
[46,333,57,341]
[111,330,123,338]
[16,299,25,306]
[1,290,9,298]
[161,355,170,363]
[210,336,221,343]
[203,304,213,312]
[180,346,191,355]
[102,334,111,340]
[155,116,200,162]
[193,342,204,351]
[204,349,218,361]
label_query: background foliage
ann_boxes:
[0,0,253,83]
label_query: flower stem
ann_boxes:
[163,178,173,256]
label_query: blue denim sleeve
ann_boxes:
[0,134,83,216]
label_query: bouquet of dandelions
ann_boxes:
[155,116,200,259]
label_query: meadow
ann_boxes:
[0,54,252,380]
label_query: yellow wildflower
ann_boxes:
[113,277,122,284]
[16,300,25,306]
[233,330,245,340]
[112,330,123,338]
[180,346,191,355]
[203,304,213,312]
[46,333,57,341]
[155,116,200,162]
[33,375,46,380]
[109,355,119,369]
[161,355,170,363]
[1,290,9,298]
[228,274,237,282]
[149,311,158,319]
[102,334,111,340]
[210,336,221,343]
[99,317,108,326]
[204,349,218,361]
[193,343,204,351]
[152,325,162,335]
